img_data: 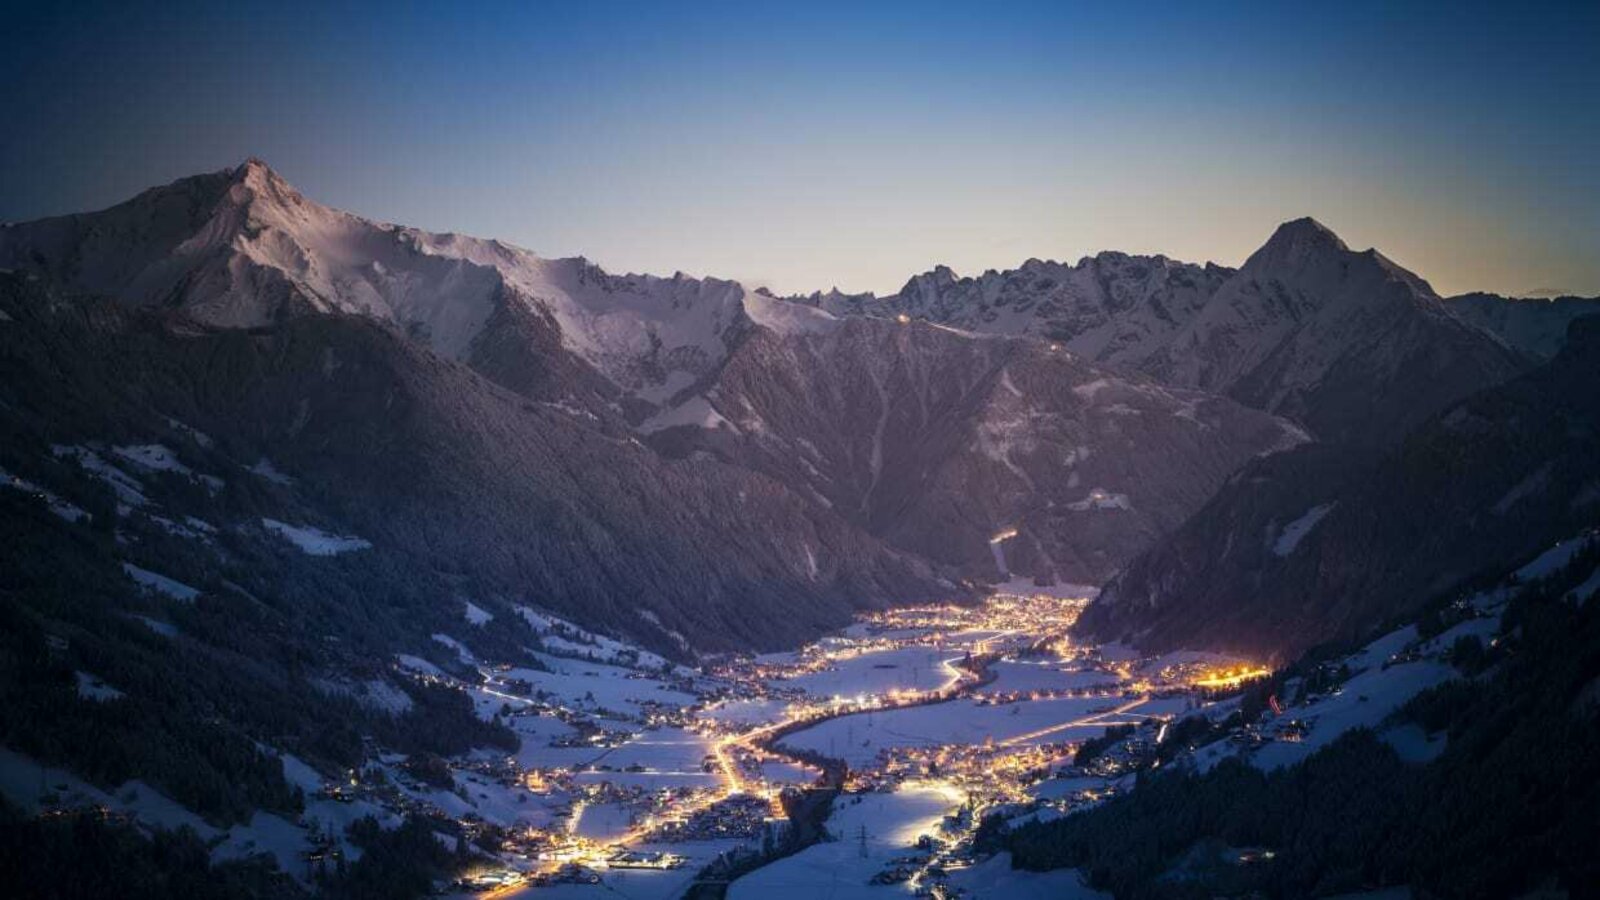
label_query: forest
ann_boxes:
[1006,540,1600,898]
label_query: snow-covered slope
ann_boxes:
[1149,218,1525,445]
[795,252,1233,371]
[643,315,1303,584]
[802,219,1526,450]
[1446,291,1600,361]
[2,161,1323,592]
[0,159,751,403]
[1078,316,1600,660]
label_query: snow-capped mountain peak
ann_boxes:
[0,160,759,402]
[1242,216,1348,274]
[1241,216,1438,303]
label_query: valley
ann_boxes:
[5,7,1599,898]
[0,161,1594,897]
[164,588,1261,900]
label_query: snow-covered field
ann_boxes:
[780,696,1120,766]
[978,659,1121,696]
[701,697,792,726]
[947,853,1109,899]
[728,783,961,900]
[569,800,636,841]
[581,727,715,775]
[4,582,1301,898]
[485,658,694,713]
[779,646,959,699]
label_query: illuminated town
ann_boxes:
[236,589,1272,899]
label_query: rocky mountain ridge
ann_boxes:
[1,160,1567,658]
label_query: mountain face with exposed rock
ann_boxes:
[1446,291,1600,361]
[803,218,1528,451]
[0,159,753,414]
[804,252,1235,372]
[0,159,1314,649]
[645,314,1303,584]
[2,160,1565,661]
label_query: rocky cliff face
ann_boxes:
[806,218,1528,452]
[646,314,1302,584]
[1151,218,1527,448]
[804,252,1234,372]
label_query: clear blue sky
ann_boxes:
[3,1,1596,297]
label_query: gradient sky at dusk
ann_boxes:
[4,1,1596,297]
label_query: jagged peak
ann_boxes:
[235,156,272,175]
[897,264,960,298]
[225,157,301,205]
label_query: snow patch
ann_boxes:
[1492,462,1552,515]
[314,677,413,714]
[949,853,1109,899]
[131,615,179,638]
[1569,566,1600,606]
[146,513,216,542]
[52,445,147,506]
[1272,502,1335,556]
[638,395,735,434]
[744,289,842,335]
[1515,535,1595,581]
[431,633,477,665]
[396,654,445,677]
[248,457,294,485]
[162,417,213,448]
[261,518,371,555]
[114,443,222,493]
[1072,378,1112,400]
[122,563,200,602]
[75,671,125,702]
[514,606,675,673]
[113,443,192,475]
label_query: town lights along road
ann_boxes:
[490,646,992,894]
[1191,666,1273,690]
[463,591,1269,897]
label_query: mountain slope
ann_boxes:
[1152,218,1528,447]
[1447,291,1600,361]
[806,219,1528,451]
[0,160,752,409]
[2,160,1316,592]
[0,272,954,654]
[1076,316,1600,660]
[803,252,1234,372]
[644,313,1304,584]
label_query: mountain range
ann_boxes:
[3,159,1596,659]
